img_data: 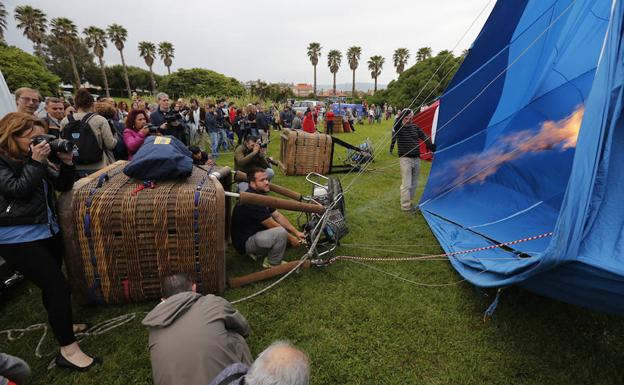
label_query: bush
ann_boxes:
[158,68,245,99]
[0,43,61,95]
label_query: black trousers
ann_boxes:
[0,234,75,346]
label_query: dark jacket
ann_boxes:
[0,154,75,227]
[256,112,269,131]
[390,122,435,158]
[142,292,252,385]
[205,111,218,133]
[150,108,168,128]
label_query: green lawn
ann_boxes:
[1,119,623,385]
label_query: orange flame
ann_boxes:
[445,105,584,186]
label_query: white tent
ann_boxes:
[0,70,16,117]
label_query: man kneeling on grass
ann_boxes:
[142,273,253,385]
[231,168,306,268]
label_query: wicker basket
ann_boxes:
[58,161,230,305]
[279,129,333,176]
[332,115,344,133]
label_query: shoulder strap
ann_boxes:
[67,112,76,123]
[81,112,96,124]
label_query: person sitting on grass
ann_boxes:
[209,340,310,385]
[142,273,253,385]
[231,168,306,269]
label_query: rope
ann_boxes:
[328,232,552,264]
[0,313,142,359]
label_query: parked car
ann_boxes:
[292,100,320,114]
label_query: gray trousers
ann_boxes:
[399,157,421,210]
[245,227,288,265]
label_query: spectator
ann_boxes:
[150,93,171,129]
[0,353,30,385]
[95,101,128,161]
[142,273,252,385]
[325,108,335,135]
[271,103,282,131]
[118,100,129,121]
[205,105,220,158]
[216,100,228,151]
[41,97,65,138]
[346,108,355,132]
[60,89,118,176]
[256,105,270,142]
[302,110,316,133]
[279,105,294,129]
[14,88,41,115]
[389,109,435,212]
[64,103,75,118]
[291,111,303,130]
[231,168,306,268]
[123,109,150,160]
[186,98,205,145]
[245,105,257,138]
[210,341,309,385]
[233,109,245,145]
[234,136,274,192]
[0,113,99,371]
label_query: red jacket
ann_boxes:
[302,112,316,133]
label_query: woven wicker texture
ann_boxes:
[279,129,332,176]
[59,161,227,305]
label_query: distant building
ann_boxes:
[318,89,347,98]
[292,83,314,97]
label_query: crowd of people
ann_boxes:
[1,85,429,385]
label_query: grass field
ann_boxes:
[1,119,623,385]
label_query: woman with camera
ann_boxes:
[123,109,150,160]
[0,112,100,371]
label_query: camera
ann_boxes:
[146,124,161,135]
[259,142,268,149]
[164,110,183,125]
[31,134,73,163]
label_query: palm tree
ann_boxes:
[14,5,47,57]
[107,23,132,97]
[393,48,410,75]
[84,26,110,97]
[0,2,7,43]
[346,46,361,99]
[307,42,321,96]
[138,41,157,93]
[368,55,385,93]
[50,17,81,90]
[416,47,432,62]
[157,41,175,75]
[327,49,342,96]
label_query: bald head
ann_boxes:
[245,341,309,385]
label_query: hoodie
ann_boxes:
[142,292,253,385]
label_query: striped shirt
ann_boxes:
[390,123,432,158]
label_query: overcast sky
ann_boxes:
[4,0,494,88]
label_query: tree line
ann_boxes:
[0,2,176,97]
[307,42,436,96]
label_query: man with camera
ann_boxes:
[149,92,189,145]
[234,135,275,192]
[231,168,306,268]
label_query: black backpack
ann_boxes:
[62,112,102,164]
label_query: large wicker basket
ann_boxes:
[58,161,230,305]
[279,129,333,176]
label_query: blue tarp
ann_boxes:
[419,0,624,314]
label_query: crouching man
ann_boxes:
[142,273,253,385]
[231,168,306,268]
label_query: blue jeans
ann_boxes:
[219,129,228,151]
[209,131,220,157]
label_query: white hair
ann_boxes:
[245,341,309,385]
[156,92,169,101]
